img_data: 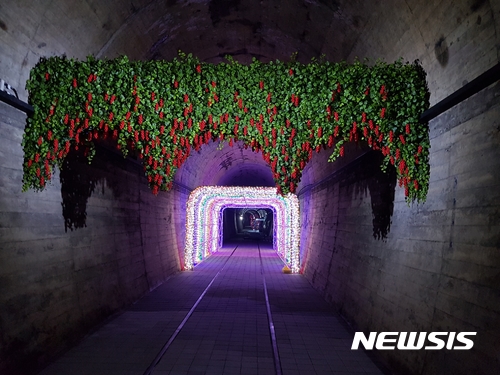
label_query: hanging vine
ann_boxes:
[23,53,430,203]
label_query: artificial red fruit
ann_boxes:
[328,135,334,148]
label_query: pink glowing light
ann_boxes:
[184,186,300,272]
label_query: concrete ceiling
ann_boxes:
[175,140,276,187]
[95,0,367,64]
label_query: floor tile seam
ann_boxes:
[132,254,238,312]
[257,244,283,375]
[144,245,241,375]
[154,247,280,374]
[152,245,382,374]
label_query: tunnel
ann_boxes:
[0,1,499,375]
[183,184,300,272]
[222,207,275,243]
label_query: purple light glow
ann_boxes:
[184,186,300,272]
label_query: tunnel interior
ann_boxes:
[0,1,499,375]
[222,207,274,245]
[183,185,300,273]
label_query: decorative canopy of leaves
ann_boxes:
[23,53,430,202]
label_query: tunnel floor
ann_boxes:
[37,243,388,375]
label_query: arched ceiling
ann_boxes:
[96,0,367,64]
[175,140,275,188]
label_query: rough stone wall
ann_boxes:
[299,1,500,374]
[0,102,187,375]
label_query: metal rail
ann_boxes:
[0,90,34,116]
[258,243,283,375]
[419,62,500,123]
[142,245,239,375]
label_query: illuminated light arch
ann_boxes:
[184,186,300,272]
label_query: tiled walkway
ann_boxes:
[37,242,389,375]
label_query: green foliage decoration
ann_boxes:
[23,53,430,202]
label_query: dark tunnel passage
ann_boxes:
[222,207,274,245]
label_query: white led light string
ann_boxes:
[183,186,300,273]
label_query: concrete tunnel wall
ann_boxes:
[0,0,499,374]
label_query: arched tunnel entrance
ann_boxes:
[183,186,300,273]
[223,207,274,244]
